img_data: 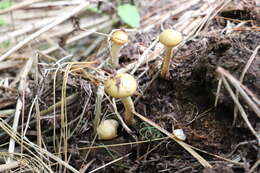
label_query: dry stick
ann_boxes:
[217,67,260,144]
[7,55,34,163]
[39,93,78,116]
[30,1,81,8]
[234,45,260,123]
[0,0,44,14]
[0,2,89,61]
[218,67,260,118]
[0,161,20,172]
[133,111,212,168]
[34,53,42,154]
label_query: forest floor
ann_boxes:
[0,0,259,172]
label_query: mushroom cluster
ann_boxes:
[96,29,185,141]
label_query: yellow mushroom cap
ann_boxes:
[111,30,128,45]
[97,119,119,140]
[159,29,182,47]
[105,73,137,98]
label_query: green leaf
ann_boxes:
[0,18,6,25]
[0,0,13,9]
[87,7,102,14]
[117,3,140,28]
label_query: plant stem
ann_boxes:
[121,97,135,125]
[109,43,121,68]
[160,46,172,78]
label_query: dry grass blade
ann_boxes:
[133,111,212,168]
[89,153,130,173]
[7,55,34,163]
[0,118,79,173]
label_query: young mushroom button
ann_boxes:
[105,73,137,125]
[108,30,128,68]
[159,29,182,78]
[97,119,119,140]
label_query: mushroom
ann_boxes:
[159,29,182,78]
[173,129,186,141]
[97,119,119,140]
[105,73,137,125]
[108,30,128,68]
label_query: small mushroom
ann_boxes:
[108,30,128,68]
[105,73,137,125]
[173,129,186,141]
[97,119,119,140]
[159,29,182,78]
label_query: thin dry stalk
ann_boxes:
[89,154,130,173]
[7,54,34,163]
[234,45,260,122]
[216,67,260,144]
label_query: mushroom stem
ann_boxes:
[160,46,172,78]
[121,97,135,125]
[109,43,122,68]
